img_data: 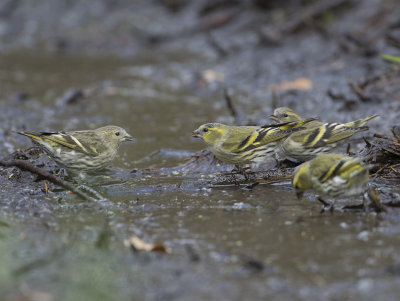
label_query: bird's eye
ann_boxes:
[283,113,289,117]
[203,128,208,132]
[115,132,120,136]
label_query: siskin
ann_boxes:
[270,107,378,162]
[292,154,369,205]
[270,107,319,126]
[18,125,133,174]
[192,119,314,168]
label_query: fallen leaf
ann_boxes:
[124,235,170,253]
[267,77,313,92]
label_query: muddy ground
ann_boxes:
[1,0,400,300]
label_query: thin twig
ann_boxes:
[374,133,398,143]
[358,66,400,89]
[258,0,351,44]
[0,159,97,201]
[348,80,372,102]
[223,88,238,121]
[207,32,228,58]
[371,163,390,180]
[363,137,372,148]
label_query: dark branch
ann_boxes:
[0,159,96,201]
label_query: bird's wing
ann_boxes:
[255,127,293,144]
[291,123,368,148]
[317,124,368,146]
[220,126,260,153]
[40,131,105,156]
[220,126,292,154]
[318,158,363,183]
[235,123,314,152]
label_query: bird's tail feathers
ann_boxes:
[17,132,42,141]
[344,114,379,128]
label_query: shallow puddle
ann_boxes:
[0,50,400,301]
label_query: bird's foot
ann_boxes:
[274,157,281,169]
[241,182,259,190]
[232,165,250,181]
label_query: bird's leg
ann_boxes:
[230,172,240,186]
[346,143,351,155]
[317,196,334,213]
[274,156,281,169]
[62,169,78,183]
[229,165,240,186]
[317,196,330,206]
[57,168,66,179]
[362,193,368,211]
[243,170,249,182]
[232,164,245,173]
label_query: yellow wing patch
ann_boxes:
[236,131,259,151]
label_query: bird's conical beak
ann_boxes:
[123,134,134,142]
[269,114,279,122]
[192,130,201,138]
[296,191,304,200]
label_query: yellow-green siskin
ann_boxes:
[18,125,133,173]
[292,154,369,202]
[192,119,314,167]
[270,107,379,162]
[270,107,320,127]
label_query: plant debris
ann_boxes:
[124,235,170,253]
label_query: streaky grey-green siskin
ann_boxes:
[18,125,133,174]
[270,107,379,162]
